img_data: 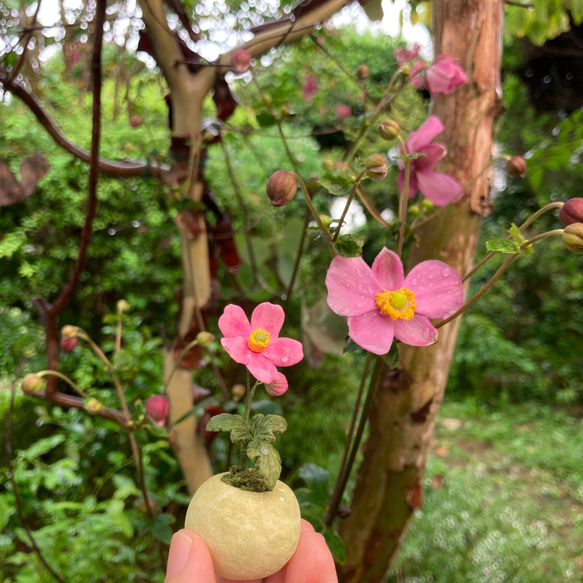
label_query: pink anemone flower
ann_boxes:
[325,247,463,355]
[398,116,462,206]
[219,302,303,384]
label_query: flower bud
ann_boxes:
[319,214,331,229]
[129,115,143,128]
[61,325,78,340]
[60,337,78,353]
[266,170,297,207]
[559,198,583,227]
[22,373,44,394]
[357,64,369,79]
[231,49,251,73]
[378,119,400,141]
[333,161,350,173]
[265,373,288,397]
[84,398,104,414]
[306,176,320,195]
[231,384,246,401]
[365,154,388,180]
[506,156,527,178]
[117,299,130,313]
[562,223,583,253]
[196,331,215,347]
[146,395,170,426]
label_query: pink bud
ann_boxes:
[265,373,288,397]
[231,49,251,73]
[146,395,170,426]
[335,104,352,120]
[506,156,527,178]
[302,76,318,102]
[559,198,583,226]
[60,337,78,352]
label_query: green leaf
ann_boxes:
[206,413,252,442]
[252,413,287,442]
[319,168,354,196]
[151,513,175,544]
[0,230,26,259]
[485,239,520,254]
[335,234,365,257]
[18,434,66,460]
[0,496,11,531]
[323,528,347,564]
[107,500,135,539]
[380,342,400,369]
[256,111,277,128]
[508,223,533,255]
[246,439,282,490]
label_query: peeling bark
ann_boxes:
[338,1,504,580]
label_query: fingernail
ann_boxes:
[166,531,194,576]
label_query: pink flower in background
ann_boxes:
[219,303,303,384]
[231,49,251,73]
[266,373,289,397]
[395,43,421,65]
[326,248,463,355]
[146,395,170,427]
[302,76,318,102]
[411,54,467,96]
[335,104,352,120]
[398,116,462,206]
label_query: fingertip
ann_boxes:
[285,531,338,583]
[165,530,215,583]
[300,519,316,533]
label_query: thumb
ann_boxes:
[165,530,215,583]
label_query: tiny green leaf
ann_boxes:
[206,413,252,442]
[252,414,287,442]
[246,439,282,490]
[319,168,354,196]
[335,234,365,258]
[485,239,520,254]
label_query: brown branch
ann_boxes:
[0,77,167,179]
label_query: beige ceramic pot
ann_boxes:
[185,472,301,580]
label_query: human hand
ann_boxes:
[165,519,338,583]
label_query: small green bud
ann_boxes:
[306,176,320,195]
[117,299,130,313]
[409,204,420,216]
[266,170,297,207]
[365,154,388,180]
[84,398,104,414]
[196,331,215,347]
[319,214,331,229]
[378,119,400,141]
[562,223,583,253]
[421,198,434,212]
[22,373,44,394]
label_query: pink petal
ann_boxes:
[417,170,462,206]
[347,311,394,355]
[219,304,250,338]
[246,353,280,383]
[263,338,304,367]
[407,116,444,153]
[220,337,250,365]
[398,169,419,198]
[415,143,447,171]
[371,248,405,290]
[325,256,379,316]
[405,260,464,319]
[250,302,284,337]
[394,315,437,346]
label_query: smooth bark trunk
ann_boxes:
[338,2,504,581]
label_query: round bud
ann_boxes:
[319,214,331,229]
[365,154,388,180]
[231,384,246,400]
[196,331,215,347]
[266,373,289,397]
[61,325,78,339]
[129,115,143,128]
[117,299,130,313]
[357,64,369,79]
[146,395,170,426]
[505,156,527,178]
[266,171,297,207]
[333,161,350,173]
[84,398,104,414]
[306,176,320,195]
[559,198,583,227]
[22,373,44,394]
[378,119,400,141]
[562,223,583,253]
[231,49,251,74]
[322,158,334,170]
[60,337,78,353]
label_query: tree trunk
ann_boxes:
[338,2,504,581]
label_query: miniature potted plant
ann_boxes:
[185,302,304,580]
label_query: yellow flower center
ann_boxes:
[247,328,271,352]
[375,288,417,321]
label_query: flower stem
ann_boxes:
[332,180,361,243]
[396,135,410,257]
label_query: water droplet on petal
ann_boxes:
[281,354,290,363]
[441,268,451,277]
[261,445,269,455]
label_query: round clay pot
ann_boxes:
[185,473,301,580]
